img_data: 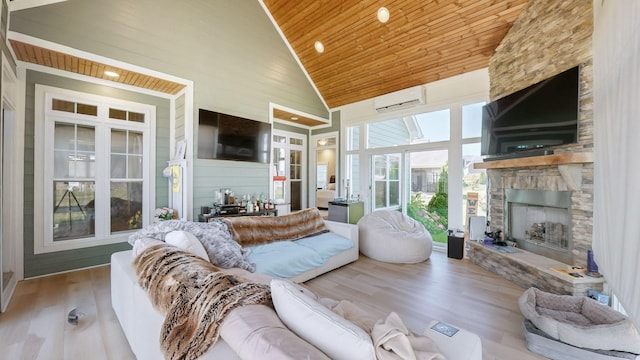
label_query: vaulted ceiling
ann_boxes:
[262,0,529,108]
[9,0,529,112]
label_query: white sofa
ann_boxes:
[111,218,482,359]
[111,220,358,359]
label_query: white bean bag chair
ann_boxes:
[357,210,433,263]
[519,287,640,354]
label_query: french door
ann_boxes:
[1,103,17,312]
[272,130,306,211]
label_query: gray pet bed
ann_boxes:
[519,287,640,355]
[523,320,640,360]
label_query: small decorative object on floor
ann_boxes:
[67,308,84,325]
[430,322,459,337]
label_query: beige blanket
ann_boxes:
[372,312,446,360]
[133,244,272,360]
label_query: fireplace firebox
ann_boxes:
[505,189,573,265]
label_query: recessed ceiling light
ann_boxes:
[104,70,119,77]
[377,7,390,23]
[314,41,325,53]
[291,116,299,121]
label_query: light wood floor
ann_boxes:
[0,251,546,360]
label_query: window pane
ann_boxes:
[77,103,98,116]
[52,99,74,113]
[129,111,145,123]
[462,102,485,139]
[128,155,143,178]
[128,132,143,154]
[111,155,126,178]
[75,152,95,178]
[375,180,386,208]
[347,126,359,151]
[290,138,303,146]
[109,108,127,120]
[346,154,360,199]
[463,142,487,231]
[54,151,73,178]
[111,130,127,153]
[407,149,449,244]
[77,125,95,152]
[389,181,400,206]
[273,135,286,144]
[53,181,95,241]
[54,123,74,150]
[368,118,410,149]
[413,109,450,143]
[110,182,143,233]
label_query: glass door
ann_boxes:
[271,131,306,212]
[1,104,16,312]
[406,149,449,245]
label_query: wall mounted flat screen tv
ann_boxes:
[481,65,580,159]
[198,109,271,164]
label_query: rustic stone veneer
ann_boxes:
[483,0,594,269]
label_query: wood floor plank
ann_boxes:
[0,250,546,359]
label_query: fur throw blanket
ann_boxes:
[134,243,272,360]
[128,219,255,272]
[223,207,328,246]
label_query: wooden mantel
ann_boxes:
[473,152,594,170]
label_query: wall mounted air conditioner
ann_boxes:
[374,86,426,113]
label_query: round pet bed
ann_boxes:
[518,287,640,354]
[357,210,432,263]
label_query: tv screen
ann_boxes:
[198,109,271,164]
[481,66,580,158]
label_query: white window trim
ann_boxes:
[34,85,156,254]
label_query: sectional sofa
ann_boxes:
[111,208,482,359]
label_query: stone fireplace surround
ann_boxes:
[469,153,603,296]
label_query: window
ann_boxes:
[346,101,486,246]
[372,153,401,209]
[34,86,155,253]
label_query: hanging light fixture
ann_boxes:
[377,7,390,23]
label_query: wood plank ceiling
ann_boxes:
[263,0,529,108]
[9,39,186,95]
[8,1,529,115]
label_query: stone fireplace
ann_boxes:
[467,154,603,296]
[505,188,573,265]
[466,0,599,295]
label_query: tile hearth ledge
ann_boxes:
[467,241,604,296]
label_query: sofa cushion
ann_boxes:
[220,304,330,360]
[165,230,210,261]
[224,207,328,246]
[271,279,376,360]
[294,232,354,261]
[247,241,325,279]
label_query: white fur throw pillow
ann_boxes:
[271,279,376,360]
[165,230,210,261]
[131,237,165,258]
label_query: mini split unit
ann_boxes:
[374,86,426,113]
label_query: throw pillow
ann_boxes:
[270,279,376,360]
[165,230,210,261]
[131,237,165,258]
